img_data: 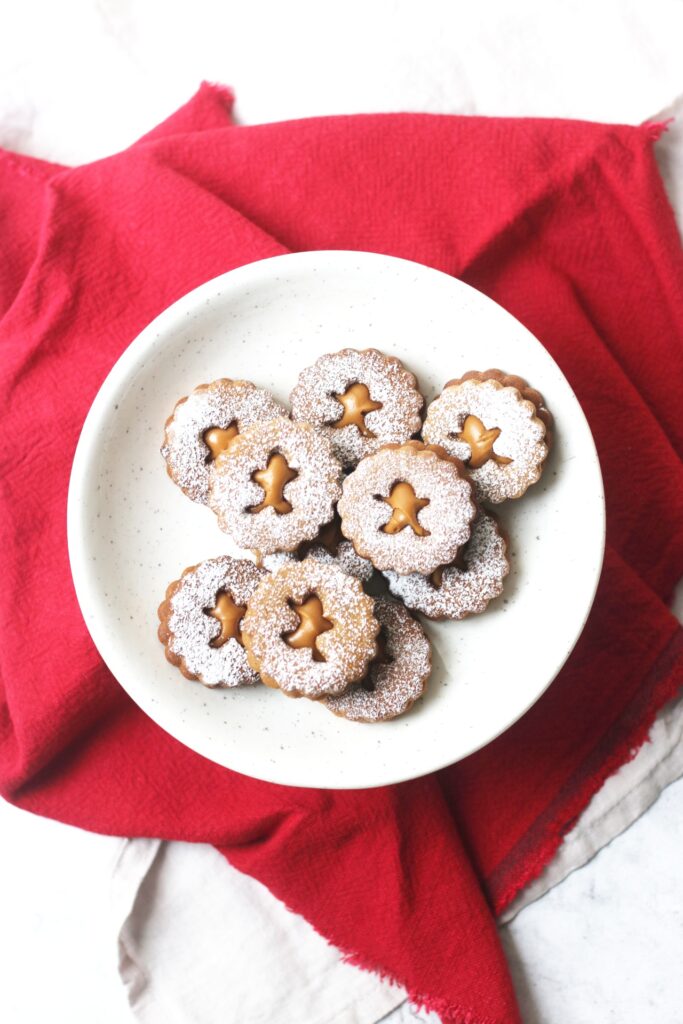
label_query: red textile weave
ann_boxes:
[1,84,682,1023]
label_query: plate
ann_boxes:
[67,251,605,789]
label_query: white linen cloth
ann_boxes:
[1,3,682,1022]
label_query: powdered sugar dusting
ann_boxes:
[164,556,265,686]
[311,541,374,582]
[384,513,509,619]
[323,598,431,721]
[263,540,373,583]
[337,444,476,575]
[261,551,294,573]
[208,419,342,556]
[242,559,379,698]
[161,379,287,504]
[422,378,548,503]
[290,348,424,467]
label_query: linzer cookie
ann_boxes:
[262,515,374,584]
[323,598,431,722]
[338,441,476,576]
[156,349,558,723]
[208,419,342,558]
[241,559,379,699]
[422,370,552,504]
[158,555,266,687]
[161,379,287,504]
[384,512,509,620]
[289,348,424,468]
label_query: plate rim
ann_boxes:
[67,249,606,788]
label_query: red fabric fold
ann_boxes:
[1,86,682,1024]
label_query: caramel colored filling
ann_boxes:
[203,423,239,461]
[430,544,466,588]
[381,481,430,536]
[312,516,344,556]
[360,627,394,692]
[205,590,247,648]
[250,453,298,514]
[284,594,333,662]
[456,414,513,470]
[331,382,382,437]
[430,566,444,589]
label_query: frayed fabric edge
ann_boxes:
[642,117,674,141]
[199,80,236,114]
[339,948,508,1024]
[491,630,683,914]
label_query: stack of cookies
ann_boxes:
[158,349,553,722]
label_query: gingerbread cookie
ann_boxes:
[290,348,424,468]
[208,418,342,558]
[422,370,552,504]
[158,555,266,687]
[262,516,374,584]
[384,512,509,620]
[241,559,379,699]
[323,597,431,722]
[161,379,287,504]
[337,441,476,576]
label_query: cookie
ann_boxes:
[161,379,287,504]
[157,555,266,687]
[384,512,509,619]
[241,558,379,699]
[262,515,374,584]
[208,418,342,558]
[422,369,552,504]
[290,348,424,468]
[323,597,431,722]
[337,441,476,576]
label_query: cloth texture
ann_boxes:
[1,84,683,1024]
[113,837,405,1024]
[111,682,683,1024]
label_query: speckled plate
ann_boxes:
[67,251,605,789]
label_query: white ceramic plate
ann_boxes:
[68,251,605,789]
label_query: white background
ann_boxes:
[1,1,682,1021]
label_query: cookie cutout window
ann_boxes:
[330,382,382,436]
[284,594,333,661]
[205,590,247,648]
[203,423,239,461]
[381,481,430,536]
[429,566,444,589]
[455,415,512,470]
[250,453,298,514]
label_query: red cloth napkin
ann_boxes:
[2,84,683,1023]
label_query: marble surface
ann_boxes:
[503,776,683,1023]
[2,1,683,1021]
